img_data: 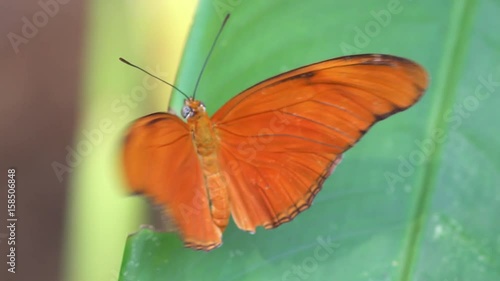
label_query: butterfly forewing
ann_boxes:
[123,113,222,250]
[212,54,428,232]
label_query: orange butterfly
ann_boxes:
[121,16,428,251]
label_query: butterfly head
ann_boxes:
[182,98,206,119]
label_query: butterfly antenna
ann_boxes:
[119,57,190,100]
[192,14,230,99]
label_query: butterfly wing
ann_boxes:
[123,113,222,250]
[212,54,428,232]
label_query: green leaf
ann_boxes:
[119,0,500,280]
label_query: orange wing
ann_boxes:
[212,54,428,232]
[123,113,222,250]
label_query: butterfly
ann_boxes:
[121,16,428,251]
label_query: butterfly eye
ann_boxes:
[181,105,193,119]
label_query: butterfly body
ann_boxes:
[123,54,428,251]
[185,99,230,232]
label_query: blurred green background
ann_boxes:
[1,0,499,281]
[61,2,198,281]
